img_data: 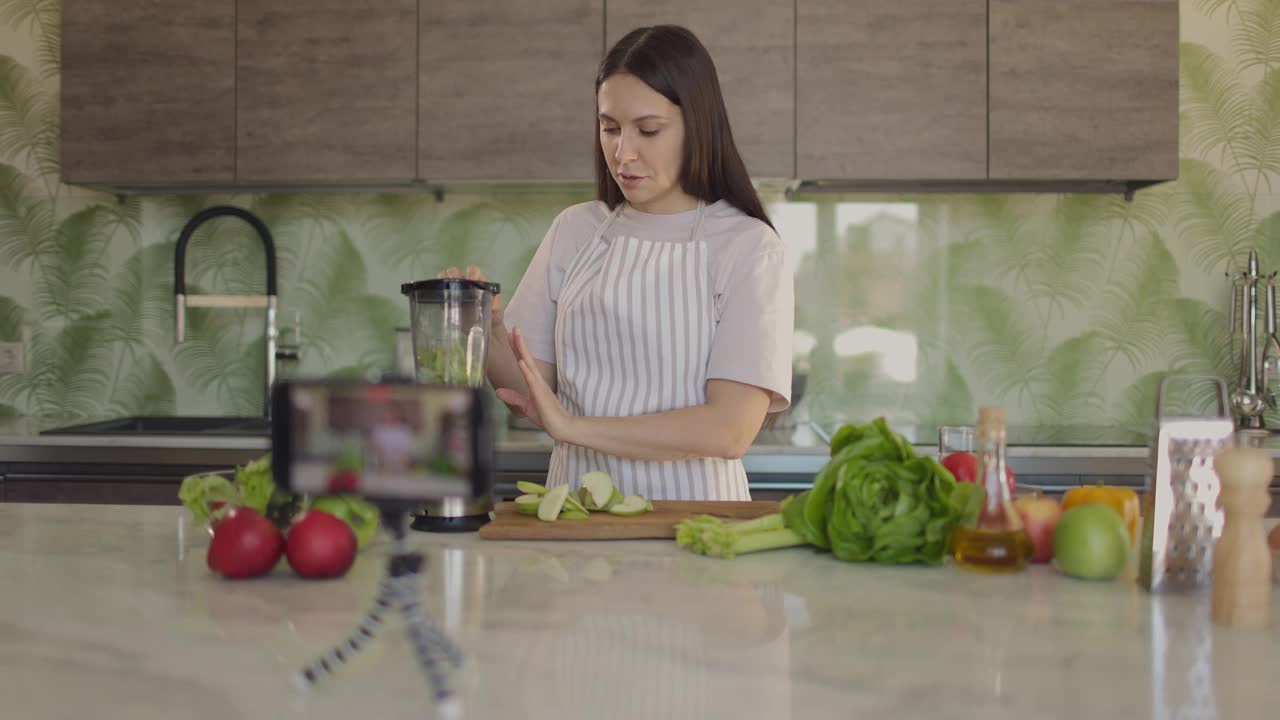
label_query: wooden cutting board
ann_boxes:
[477,500,781,541]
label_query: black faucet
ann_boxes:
[173,205,281,418]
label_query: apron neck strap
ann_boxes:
[605,199,707,241]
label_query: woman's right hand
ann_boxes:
[437,265,506,340]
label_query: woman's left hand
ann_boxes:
[496,327,575,441]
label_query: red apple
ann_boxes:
[1014,494,1063,563]
[207,507,284,579]
[941,451,1017,495]
[1268,523,1279,551]
[286,511,358,580]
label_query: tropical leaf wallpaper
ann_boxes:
[0,1,1270,438]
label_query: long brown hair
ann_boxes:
[596,26,786,431]
[594,25,773,230]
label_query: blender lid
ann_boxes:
[401,278,501,296]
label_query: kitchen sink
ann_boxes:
[41,416,271,436]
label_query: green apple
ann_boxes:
[309,495,381,549]
[1053,504,1129,581]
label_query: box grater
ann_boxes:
[1138,374,1233,593]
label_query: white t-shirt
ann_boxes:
[507,199,793,410]
[503,199,794,499]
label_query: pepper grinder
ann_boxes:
[1211,446,1273,627]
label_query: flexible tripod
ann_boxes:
[294,508,465,712]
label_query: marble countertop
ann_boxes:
[1,503,1276,720]
[0,415,1175,482]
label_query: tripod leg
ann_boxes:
[396,572,465,669]
[293,577,396,691]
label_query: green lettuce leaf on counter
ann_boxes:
[234,452,275,514]
[678,417,980,566]
[176,473,236,525]
[828,455,978,565]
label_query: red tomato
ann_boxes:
[207,507,284,579]
[941,451,1016,495]
[286,511,358,580]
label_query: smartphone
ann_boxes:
[271,379,493,504]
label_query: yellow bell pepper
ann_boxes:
[1062,485,1140,545]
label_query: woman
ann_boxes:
[443,25,793,500]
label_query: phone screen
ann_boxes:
[272,381,491,503]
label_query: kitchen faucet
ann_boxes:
[173,205,290,418]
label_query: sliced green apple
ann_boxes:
[563,491,590,516]
[514,494,542,516]
[538,485,569,522]
[607,494,651,516]
[579,471,616,510]
[517,481,549,496]
[559,508,590,520]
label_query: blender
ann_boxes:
[401,278,500,532]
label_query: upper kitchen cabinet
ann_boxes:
[988,1,1178,181]
[797,0,987,181]
[61,1,235,185]
[606,0,794,178]
[237,1,418,183]
[420,1,603,181]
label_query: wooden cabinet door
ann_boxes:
[989,0,1178,180]
[61,1,235,184]
[797,0,987,181]
[237,1,418,183]
[420,0,604,181]
[606,1,795,178]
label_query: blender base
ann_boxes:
[411,513,490,533]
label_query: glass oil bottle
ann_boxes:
[950,406,1033,573]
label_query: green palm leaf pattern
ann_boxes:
[174,297,266,416]
[1115,372,1206,433]
[1040,332,1110,425]
[108,241,176,349]
[1181,43,1253,169]
[26,312,115,420]
[0,294,26,411]
[909,353,975,428]
[252,193,352,280]
[1021,195,1114,313]
[0,162,54,269]
[106,349,175,417]
[1235,0,1280,70]
[0,54,55,178]
[1090,231,1180,371]
[0,0,59,78]
[365,193,443,270]
[286,227,401,371]
[950,284,1046,415]
[1196,0,1241,20]
[1238,67,1280,193]
[1164,298,1234,379]
[36,205,118,321]
[0,402,18,421]
[1173,159,1259,273]
[0,293,23,341]
[1116,299,1238,428]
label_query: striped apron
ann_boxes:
[546,201,751,500]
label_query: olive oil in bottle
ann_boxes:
[951,406,1033,573]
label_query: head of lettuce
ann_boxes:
[676,418,981,564]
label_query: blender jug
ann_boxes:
[400,278,501,532]
[401,278,499,387]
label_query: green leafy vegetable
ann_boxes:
[178,452,304,531]
[676,417,979,566]
[176,473,235,525]
[235,452,276,514]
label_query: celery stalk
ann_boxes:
[675,514,806,559]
